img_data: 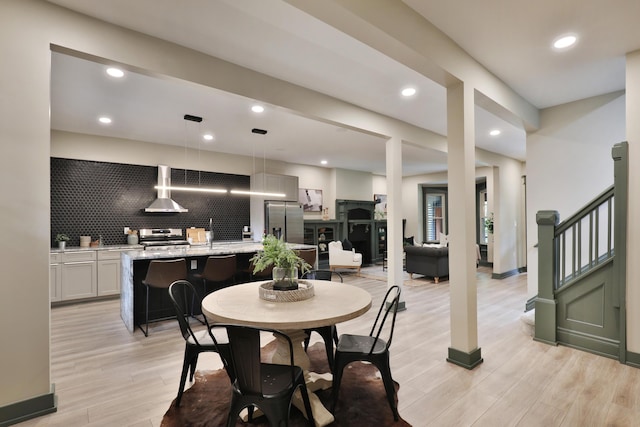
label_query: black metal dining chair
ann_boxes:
[301,269,343,372]
[211,324,315,427]
[167,280,234,406]
[332,285,401,421]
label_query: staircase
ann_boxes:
[534,142,628,362]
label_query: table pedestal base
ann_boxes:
[271,329,334,427]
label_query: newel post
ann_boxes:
[535,210,560,345]
[612,141,628,362]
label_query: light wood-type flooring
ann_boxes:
[15,266,640,426]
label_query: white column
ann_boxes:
[0,1,54,414]
[626,49,640,353]
[446,81,482,368]
[385,136,405,308]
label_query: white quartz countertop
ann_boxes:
[122,241,316,261]
[51,244,143,253]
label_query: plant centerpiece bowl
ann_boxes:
[250,234,312,291]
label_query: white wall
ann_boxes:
[334,168,373,200]
[526,92,626,300]
[372,174,387,198]
[626,50,640,353]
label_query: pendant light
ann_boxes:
[230,128,285,198]
[154,114,227,194]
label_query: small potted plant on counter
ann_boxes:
[55,233,70,250]
[250,234,311,290]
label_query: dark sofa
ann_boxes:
[404,245,449,283]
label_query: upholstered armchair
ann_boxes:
[328,241,362,275]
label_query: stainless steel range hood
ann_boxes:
[144,165,188,213]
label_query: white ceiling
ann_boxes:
[47,0,640,176]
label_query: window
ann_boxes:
[479,190,489,244]
[424,191,446,242]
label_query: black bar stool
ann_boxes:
[191,254,237,294]
[138,258,187,336]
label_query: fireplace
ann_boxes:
[347,208,372,263]
[335,199,390,265]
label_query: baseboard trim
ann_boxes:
[525,295,537,312]
[625,351,640,368]
[446,347,483,370]
[491,268,520,280]
[518,266,528,273]
[556,327,619,359]
[0,384,56,427]
[386,300,407,312]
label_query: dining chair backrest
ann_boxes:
[168,280,206,344]
[224,325,296,395]
[302,269,343,282]
[201,254,237,282]
[368,285,401,354]
[217,324,315,426]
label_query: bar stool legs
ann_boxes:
[137,258,187,336]
[138,283,151,337]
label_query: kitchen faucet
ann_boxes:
[209,217,213,248]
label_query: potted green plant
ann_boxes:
[55,233,70,250]
[485,213,494,234]
[250,234,312,290]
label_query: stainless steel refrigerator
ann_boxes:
[264,201,304,243]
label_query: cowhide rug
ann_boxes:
[161,341,411,426]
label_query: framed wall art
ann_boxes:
[299,188,323,212]
[374,194,387,219]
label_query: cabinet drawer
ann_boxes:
[98,249,126,261]
[62,251,97,262]
[50,253,61,264]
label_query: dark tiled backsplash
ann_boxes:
[51,158,250,247]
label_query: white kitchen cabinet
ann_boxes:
[61,251,97,301]
[97,249,126,296]
[50,253,62,302]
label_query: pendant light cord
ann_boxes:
[197,121,202,187]
[183,120,188,185]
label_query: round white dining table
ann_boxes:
[201,279,372,427]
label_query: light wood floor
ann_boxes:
[16,266,640,426]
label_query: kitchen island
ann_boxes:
[120,241,316,333]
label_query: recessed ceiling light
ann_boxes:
[203,134,214,141]
[321,160,328,165]
[98,116,112,124]
[401,87,417,97]
[251,105,265,113]
[106,67,124,78]
[553,34,577,50]
[489,129,501,136]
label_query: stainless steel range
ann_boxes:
[138,228,190,250]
